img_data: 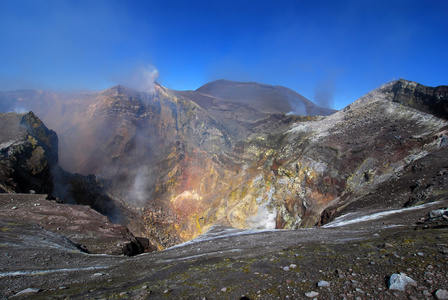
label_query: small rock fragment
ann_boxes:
[317,280,330,287]
[289,264,297,269]
[221,287,227,292]
[435,289,448,300]
[430,209,448,218]
[388,273,417,291]
[11,206,17,210]
[305,291,319,298]
[283,266,290,271]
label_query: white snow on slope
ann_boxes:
[323,202,441,228]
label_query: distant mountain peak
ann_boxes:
[195,79,336,116]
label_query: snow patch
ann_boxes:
[0,266,110,278]
[323,201,441,228]
[166,225,280,250]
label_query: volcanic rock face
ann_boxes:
[390,79,448,119]
[0,112,57,193]
[1,79,447,249]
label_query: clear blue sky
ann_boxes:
[1,0,447,109]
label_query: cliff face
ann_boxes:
[1,80,447,249]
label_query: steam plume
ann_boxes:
[129,166,154,207]
[314,77,335,109]
[120,64,159,93]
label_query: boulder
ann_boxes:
[388,273,417,291]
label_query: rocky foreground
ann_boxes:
[1,196,447,299]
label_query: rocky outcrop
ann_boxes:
[52,166,123,224]
[20,111,59,166]
[0,112,57,193]
[390,79,448,120]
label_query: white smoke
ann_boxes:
[119,64,159,94]
[11,105,30,114]
[138,64,159,93]
[129,166,153,206]
[288,100,307,115]
[314,76,336,109]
